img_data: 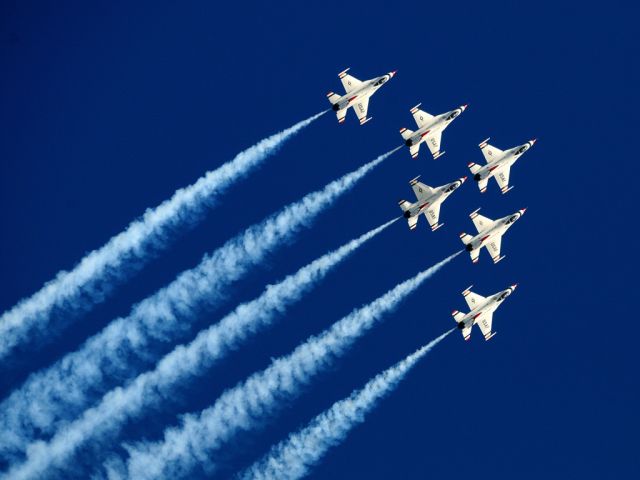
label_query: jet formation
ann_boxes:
[327,67,535,341]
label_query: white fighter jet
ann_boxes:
[399,103,467,159]
[468,138,537,194]
[459,208,526,264]
[326,68,396,125]
[451,284,518,341]
[398,176,467,231]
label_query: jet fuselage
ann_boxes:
[403,179,465,219]
[473,141,535,182]
[457,286,516,329]
[465,211,524,252]
[404,107,465,147]
[332,74,393,112]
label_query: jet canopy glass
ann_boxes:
[446,111,460,121]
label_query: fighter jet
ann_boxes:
[398,176,467,231]
[451,284,518,341]
[468,138,537,194]
[399,103,467,159]
[326,68,396,125]
[459,208,526,263]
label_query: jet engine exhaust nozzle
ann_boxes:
[465,243,474,252]
[404,139,413,147]
[474,173,482,181]
[403,210,411,219]
[332,103,340,111]
[457,322,465,330]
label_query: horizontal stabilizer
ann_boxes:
[459,232,473,245]
[398,200,412,212]
[467,162,482,175]
[462,325,472,341]
[326,92,341,105]
[399,127,414,141]
[451,310,466,323]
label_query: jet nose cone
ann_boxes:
[460,176,467,183]
[511,283,518,290]
[389,70,397,78]
[530,138,537,145]
[460,104,468,111]
[519,208,527,215]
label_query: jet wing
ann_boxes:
[353,97,370,125]
[411,107,434,128]
[411,181,434,201]
[486,236,502,263]
[462,288,486,309]
[424,131,443,159]
[475,311,495,340]
[492,165,511,194]
[340,72,363,93]
[424,203,441,230]
[470,210,494,233]
[480,142,504,163]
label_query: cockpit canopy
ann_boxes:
[444,184,457,193]
[446,110,460,121]
[515,145,529,155]
[506,215,518,224]
[373,77,387,87]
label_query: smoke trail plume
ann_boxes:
[0,111,326,363]
[240,330,454,480]
[0,148,397,467]
[119,251,460,480]
[2,219,397,478]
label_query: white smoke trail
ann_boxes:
[0,148,397,467]
[0,111,327,363]
[2,219,398,478]
[240,329,454,480]
[119,251,461,480]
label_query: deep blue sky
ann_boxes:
[0,0,636,478]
